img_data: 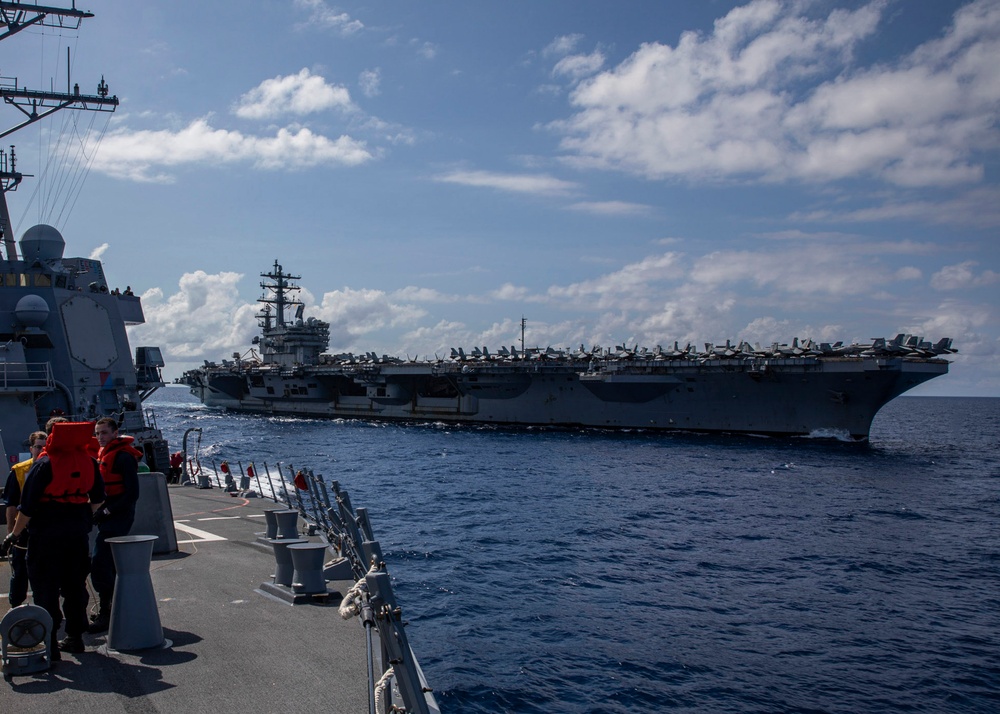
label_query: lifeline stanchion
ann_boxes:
[262,461,279,502]
[250,462,264,495]
[237,460,250,491]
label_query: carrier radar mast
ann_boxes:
[258,261,304,330]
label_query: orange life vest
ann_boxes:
[38,421,97,505]
[98,436,143,497]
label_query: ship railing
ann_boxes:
[197,458,439,714]
[0,360,54,393]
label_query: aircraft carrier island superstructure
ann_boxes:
[180,262,955,440]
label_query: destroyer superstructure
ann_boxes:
[0,1,168,468]
[181,262,955,440]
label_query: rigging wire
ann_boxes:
[10,23,99,238]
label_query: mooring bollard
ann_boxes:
[268,538,307,586]
[288,542,329,594]
[273,509,299,539]
[106,535,168,651]
[263,508,284,539]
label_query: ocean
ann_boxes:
[146,389,1000,713]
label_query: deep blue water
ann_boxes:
[146,389,1000,713]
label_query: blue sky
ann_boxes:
[5,0,998,395]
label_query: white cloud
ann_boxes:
[410,39,439,60]
[689,246,887,296]
[89,243,109,261]
[544,34,584,58]
[546,253,684,309]
[234,69,355,120]
[790,187,1000,228]
[128,271,257,363]
[435,169,578,196]
[553,0,1000,188]
[552,51,605,81]
[359,68,381,98]
[490,283,533,301]
[91,119,373,182]
[313,287,426,348]
[930,261,1000,290]
[567,200,653,217]
[294,0,364,35]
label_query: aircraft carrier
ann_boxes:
[180,262,955,441]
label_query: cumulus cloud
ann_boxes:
[553,0,1000,188]
[233,69,356,119]
[128,271,258,363]
[313,287,427,348]
[90,119,373,182]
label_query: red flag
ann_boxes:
[247,464,255,478]
[293,470,308,491]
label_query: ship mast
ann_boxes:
[257,260,304,330]
[0,2,118,259]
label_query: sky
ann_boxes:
[3,0,998,395]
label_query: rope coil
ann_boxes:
[338,578,368,620]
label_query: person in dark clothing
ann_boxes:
[88,417,141,633]
[1,421,105,658]
[3,430,47,606]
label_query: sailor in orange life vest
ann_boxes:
[87,416,142,634]
[3,430,47,607]
[1,421,105,657]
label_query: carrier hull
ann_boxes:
[183,355,948,439]
[179,261,953,440]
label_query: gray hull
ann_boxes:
[180,262,953,440]
[183,355,948,440]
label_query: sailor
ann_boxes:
[168,450,184,483]
[1,421,105,658]
[2,430,47,607]
[88,417,142,633]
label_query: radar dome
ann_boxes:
[15,294,50,327]
[19,224,65,262]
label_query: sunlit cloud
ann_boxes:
[233,69,355,119]
[90,119,373,182]
[552,0,1000,188]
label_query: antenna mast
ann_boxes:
[0,2,118,259]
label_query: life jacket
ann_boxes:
[11,458,33,491]
[98,436,143,497]
[38,421,97,505]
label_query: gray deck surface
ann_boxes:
[0,485,370,712]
